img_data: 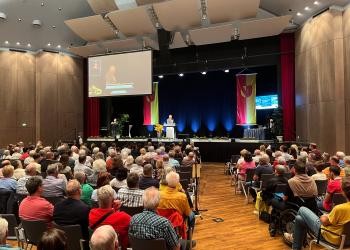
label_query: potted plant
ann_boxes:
[111,114,129,139]
[154,124,164,139]
[271,107,283,142]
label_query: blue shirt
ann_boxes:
[0,178,17,192]
[0,244,22,250]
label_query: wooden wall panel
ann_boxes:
[295,8,347,154]
[36,52,58,74]
[17,70,35,112]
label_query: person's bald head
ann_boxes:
[66,179,81,198]
[25,163,37,176]
[1,160,10,168]
[46,151,54,160]
[188,152,194,158]
[90,225,118,250]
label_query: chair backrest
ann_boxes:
[283,172,292,179]
[119,206,144,216]
[179,172,191,182]
[21,219,47,245]
[0,214,18,238]
[315,179,328,196]
[333,193,347,206]
[0,189,16,214]
[261,174,274,189]
[53,223,83,250]
[180,179,189,190]
[179,166,192,173]
[275,184,287,193]
[231,155,241,164]
[16,193,27,205]
[44,196,65,206]
[341,221,350,247]
[245,168,256,182]
[129,235,167,250]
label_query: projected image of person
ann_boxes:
[105,65,118,85]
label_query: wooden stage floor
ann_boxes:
[194,163,293,250]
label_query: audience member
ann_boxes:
[116,173,144,207]
[89,185,130,250]
[182,152,195,167]
[318,165,342,212]
[42,164,66,198]
[130,156,144,176]
[90,225,118,250]
[0,165,17,191]
[311,162,327,181]
[37,228,68,250]
[19,176,53,224]
[0,217,21,250]
[91,172,116,202]
[74,155,93,176]
[129,187,180,250]
[16,163,38,195]
[74,171,94,207]
[53,179,90,241]
[139,164,159,190]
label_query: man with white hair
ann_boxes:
[0,217,21,249]
[42,164,66,198]
[181,152,195,168]
[158,172,195,228]
[130,156,144,176]
[71,146,79,160]
[129,187,180,250]
[11,147,22,160]
[16,163,38,195]
[90,225,118,250]
[23,150,36,166]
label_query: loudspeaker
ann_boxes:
[157,29,171,64]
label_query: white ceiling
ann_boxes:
[0,0,349,55]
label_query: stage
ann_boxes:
[86,137,299,162]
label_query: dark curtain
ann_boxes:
[87,98,100,137]
[280,33,296,141]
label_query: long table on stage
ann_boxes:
[86,137,297,162]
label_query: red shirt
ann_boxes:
[89,208,131,250]
[19,196,54,224]
[324,177,342,211]
[239,161,256,175]
[20,152,29,161]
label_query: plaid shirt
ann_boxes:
[129,210,179,250]
[116,187,144,207]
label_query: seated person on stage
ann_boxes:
[285,177,350,250]
[249,154,273,201]
[181,152,195,168]
[116,173,144,207]
[158,172,195,228]
[53,180,90,242]
[0,217,21,250]
[90,225,119,250]
[19,176,54,224]
[89,185,131,250]
[139,164,159,190]
[42,164,66,198]
[129,187,181,250]
[0,165,17,192]
[318,165,342,212]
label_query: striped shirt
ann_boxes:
[116,187,144,207]
[129,210,179,250]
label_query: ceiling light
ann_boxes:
[32,20,42,27]
[58,7,62,11]
[4,41,9,45]
[52,25,56,29]
[0,12,7,20]
[158,75,164,79]
[27,43,31,47]
[201,72,207,75]
[179,73,184,77]
[18,18,22,22]
[297,12,302,16]
[47,43,51,47]
[304,6,310,11]
[224,69,229,73]
[314,1,319,5]
[16,42,20,45]
[41,2,44,6]
[57,45,61,48]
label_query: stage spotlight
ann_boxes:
[201,71,207,75]
[158,75,164,79]
[224,69,229,73]
[179,73,184,77]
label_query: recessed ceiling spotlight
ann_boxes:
[47,43,51,47]
[41,2,44,6]
[18,18,22,22]
[4,41,9,45]
[297,12,302,16]
[179,73,184,77]
[304,6,310,11]
[224,69,229,73]
[158,75,164,79]
[313,1,319,5]
[27,43,31,47]
[58,7,62,11]
[52,25,56,29]
[16,42,20,45]
[57,45,61,48]
[0,12,7,20]
[201,71,207,75]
